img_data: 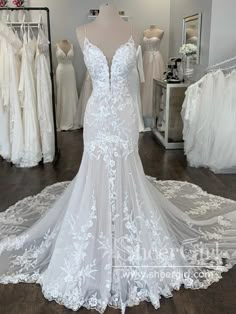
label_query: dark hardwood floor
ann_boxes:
[0,130,236,314]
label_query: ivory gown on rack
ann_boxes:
[19,29,42,168]
[35,28,55,163]
[1,28,236,314]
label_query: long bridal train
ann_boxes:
[1,162,236,313]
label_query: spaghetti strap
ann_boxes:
[84,24,87,38]
[130,20,133,37]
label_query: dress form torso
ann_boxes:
[55,39,79,131]
[186,28,198,45]
[56,40,72,55]
[76,4,139,64]
[141,25,165,126]
[143,25,164,40]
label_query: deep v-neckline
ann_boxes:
[57,44,72,57]
[84,35,135,74]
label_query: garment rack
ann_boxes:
[6,22,43,27]
[0,6,59,164]
[206,55,236,73]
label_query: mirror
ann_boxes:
[182,13,202,64]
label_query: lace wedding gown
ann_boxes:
[78,45,145,132]
[1,31,236,314]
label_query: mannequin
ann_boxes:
[77,46,146,132]
[56,39,72,55]
[143,25,164,40]
[76,3,144,131]
[76,3,139,61]
[186,27,198,45]
[141,25,165,127]
[55,38,79,131]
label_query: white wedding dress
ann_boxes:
[0,31,11,161]
[19,31,42,168]
[56,43,79,131]
[182,69,236,173]
[1,30,236,314]
[78,45,145,132]
[141,36,165,127]
[35,28,55,163]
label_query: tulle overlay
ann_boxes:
[0,166,236,313]
[1,32,236,314]
[182,69,236,172]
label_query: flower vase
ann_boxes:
[177,61,184,82]
[184,55,194,82]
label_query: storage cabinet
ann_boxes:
[152,79,189,149]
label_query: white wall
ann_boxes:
[169,0,212,79]
[209,0,236,65]
[29,0,170,90]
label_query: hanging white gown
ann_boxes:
[209,70,236,171]
[78,45,145,132]
[191,72,216,168]
[0,21,24,164]
[182,69,236,173]
[0,33,10,160]
[19,32,42,168]
[8,32,24,165]
[181,81,202,159]
[55,43,79,131]
[35,29,55,163]
[141,36,165,127]
[1,33,236,314]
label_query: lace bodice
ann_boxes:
[83,36,136,93]
[143,36,161,52]
[37,29,49,55]
[56,44,74,64]
[82,36,139,160]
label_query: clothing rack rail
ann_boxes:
[206,55,236,73]
[0,6,59,164]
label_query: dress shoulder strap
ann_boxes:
[84,24,87,39]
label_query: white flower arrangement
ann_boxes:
[179,43,197,56]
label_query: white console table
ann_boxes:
[152,79,189,150]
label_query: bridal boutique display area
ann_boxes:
[0,1,236,314]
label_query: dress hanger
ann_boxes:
[27,22,35,41]
[20,11,26,40]
[6,6,10,23]
[38,10,43,30]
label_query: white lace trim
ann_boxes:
[0,179,235,313]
